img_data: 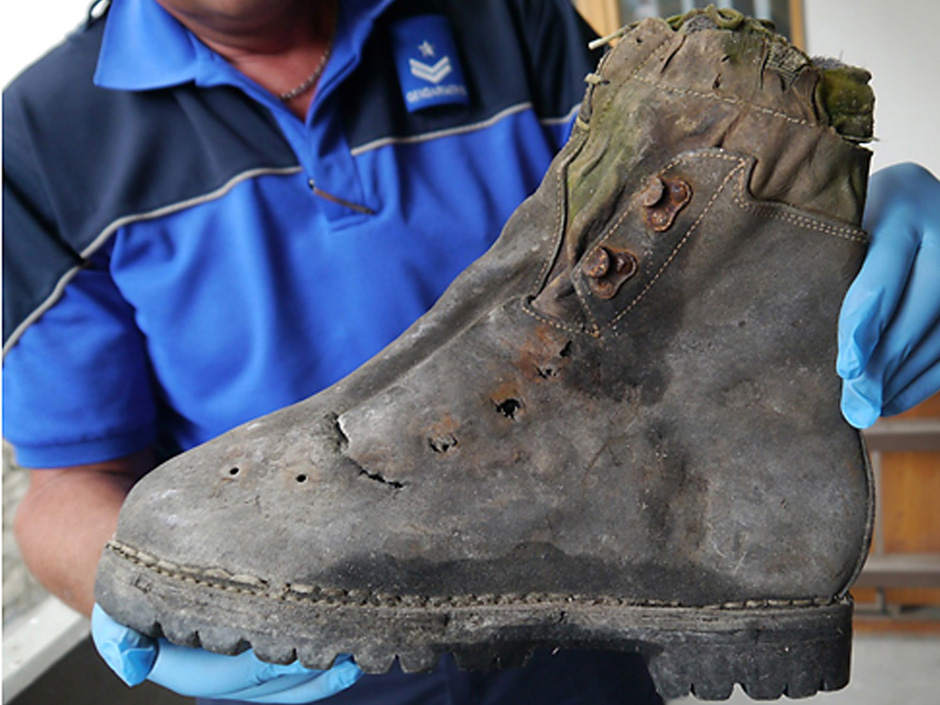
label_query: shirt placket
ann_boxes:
[190,0,388,227]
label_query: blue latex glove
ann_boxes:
[92,605,362,703]
[838,162,940,428]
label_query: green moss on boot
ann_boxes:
[815,66,874,143]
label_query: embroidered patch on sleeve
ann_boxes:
[389,14,470,113]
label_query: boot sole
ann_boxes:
[98,540,852,700]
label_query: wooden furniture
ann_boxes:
[855,396,940,632]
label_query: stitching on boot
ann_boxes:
[598,155,746,334]
[545,27,866,338]
[522,301,593,336]
[522,152,744,337]
[522,33,687,338]
[577,33,680,138]
[609,32,821,132]
[529,27,677,298]
[623,27,871,152]
[539,148,569,291]
[578,151,744,335]
[106,539,837,611]
[636,73,819,129]
[526,149,866,337]
[730,178,869,242]
[522,131,598,337]
[625,33,827,134]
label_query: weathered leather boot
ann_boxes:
[96,8,875,700]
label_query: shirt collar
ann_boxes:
[94,0,400,93]
[94,0,200,90]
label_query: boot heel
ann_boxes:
[641,599,852,700]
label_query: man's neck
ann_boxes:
[156,0,337,118]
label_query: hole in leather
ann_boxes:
[495,398,523,420]
[228,467,240,476]
[295,474,308,484]
[428,435,459,453]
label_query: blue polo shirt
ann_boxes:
[2,4,669,701]
[3,0,598,467]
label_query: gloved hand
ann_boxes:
[837,162,940,428]
[92,604,362,703]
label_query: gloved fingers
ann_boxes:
[863,163,940,232]
[837,286,888,380]
[148,644,360,702]
[837,211,919,380]
[883,370,940,419]
[882,346,940,418]
[90,604,158,686]
[224,657,363,703]
[880,309,940,404]
[837,162,940,380]
[839,236,940,427]
[841,377,881,429]
[219,672,324,701]
[147,643,309,697]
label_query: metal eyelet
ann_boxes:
[639,175,692,231]
[582,246,639,300]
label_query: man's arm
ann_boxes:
[12,449,153,616]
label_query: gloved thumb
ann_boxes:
[91,604,158,686]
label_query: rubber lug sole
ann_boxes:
[97,545,852,700]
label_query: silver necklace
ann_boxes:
[278,3,337,102]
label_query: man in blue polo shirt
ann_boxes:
[4,0,664,702]
[4,1,939,703]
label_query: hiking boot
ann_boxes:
[96,8,875,700]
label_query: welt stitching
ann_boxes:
[107,540,834,610]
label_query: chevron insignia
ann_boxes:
[408,56,453,84]
[390,14,469,112]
